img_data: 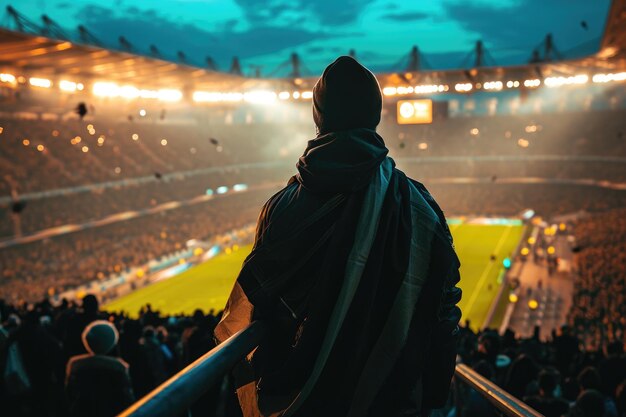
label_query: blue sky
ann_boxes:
[2,0,611,76]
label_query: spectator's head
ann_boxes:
[82,294,99,315]
[478,330,501,359]
[156,326,168,343]
[312,56,382,135]
[504,354,539,398]
[569,389,605,417]
[605,340,623,357]
[142,325,156,340]
[538,367,561,397]
[563,377,581,402]
[473,360,495,380]
[578,367,602,391]
[6,313,21,328]
[82,320,119,355]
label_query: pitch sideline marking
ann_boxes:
[463,225,513,319]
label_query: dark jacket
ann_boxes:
[215,129,462,417]
[65,353,134,417]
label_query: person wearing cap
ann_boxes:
[65,320,134,417]
[215,56,462,417]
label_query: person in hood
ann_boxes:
[215,56,462,417]
[65,320,135,417]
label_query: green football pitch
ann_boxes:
[105,224,523,329]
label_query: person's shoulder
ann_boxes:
[261,176,330,220]
[68,354,129,373]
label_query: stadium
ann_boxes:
[0,1,625,416]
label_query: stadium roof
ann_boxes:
[0,27,256,91]
[0,0,624,94]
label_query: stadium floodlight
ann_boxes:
[292,91,301,99]
[193,91,219,102]
[93,82,118,97]
[193,91,243,103]
[119,85,140,99]
[544,74,588,88]
[382,87,397,96]
[59,80,79,92]
[454,82,473,92]
[157,89,182,102]
[244,90,277,104]
[216,186,228,194]
[483,81,503,90]
[233,184,248,192]
[301,91,313,99]
[413,84,442,94]
[0,73,16,84]
[278,91,290,100]
[29,77,52,88]
[139,89,159,99]
[523,79,541,88]
[592,72,626,83]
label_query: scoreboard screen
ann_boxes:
[396,99,433,124]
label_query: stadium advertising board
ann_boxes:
[397,99,433,124]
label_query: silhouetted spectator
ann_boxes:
[65,320,134,417]
[568,389,606,417]
[524,367,570,417]
[599,342,626,399]
[503,354,540,399]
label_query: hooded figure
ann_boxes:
[65,320,135,417]
[215,56,462,417]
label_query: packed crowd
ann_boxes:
[0,189,271,303]
[568,208,626,350]
[455,323,626,417]
[422,184,626,217]
[2,109,625,197]
[0,118,306,195]
[380,109,626,158]
[0,295,235,417]
[0,166,291,238]
[1,294,624,417]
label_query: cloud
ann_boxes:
[381,11,429,22]
[74,4,349,68]
[233,0,377,26]
[441,0,610,56]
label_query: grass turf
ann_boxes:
[105,225,523,327]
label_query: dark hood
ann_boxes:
[296,128,388,193]
[312,56,382,134]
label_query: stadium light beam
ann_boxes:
[29,77,52,88]
[0,73,16,84]
[243,90,277,104]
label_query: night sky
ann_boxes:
[3,0,612,76]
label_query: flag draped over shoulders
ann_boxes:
[215,128,461,417]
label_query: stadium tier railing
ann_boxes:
[118,321,543,417]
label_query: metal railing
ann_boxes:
[119,321,543,417]
[118,321,268,417]
[455,363,544,417]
